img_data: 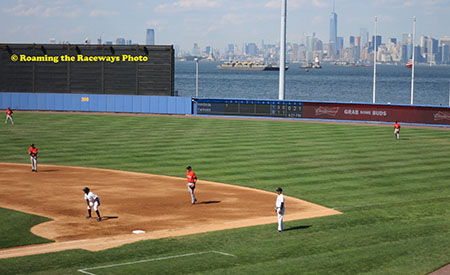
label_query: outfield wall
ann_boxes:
[0,92,191,114]
[2,92,450,126]
[193,98,450,126]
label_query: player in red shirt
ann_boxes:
[394,121,401,140]
[28,144,38,172]
[5,107,14,125]
[186,165,197,205]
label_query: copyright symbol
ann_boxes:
[11,54,18,62]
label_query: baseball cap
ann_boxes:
[276,187,283,192]
[186,165,191,169]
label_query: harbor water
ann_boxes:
[175,61,450,106]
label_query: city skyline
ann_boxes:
[1,0,449,51]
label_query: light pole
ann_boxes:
[194,58,199,97]
[278,0,287,100]
[411,16,416,105]
[372,16,377,104]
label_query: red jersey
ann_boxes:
[186,170,197,183]
[6,109,12,116]
[394,122,400,129]
[29,147,38,157]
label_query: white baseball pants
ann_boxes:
[30,156,37,171]
[5,115,14,125]
[277,208,285,231]
[188,184,196,204]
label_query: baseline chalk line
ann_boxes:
[77,250,236,274]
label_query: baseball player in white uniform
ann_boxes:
[275,187,285,232]
[83,187,102,221]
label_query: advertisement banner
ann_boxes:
[302,102,450,125]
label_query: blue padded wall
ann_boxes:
[0,93,192,115]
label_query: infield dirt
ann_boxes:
[0,163,340,258]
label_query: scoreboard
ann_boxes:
[195,99,303,118]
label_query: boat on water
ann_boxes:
[332,61,371,67]
[216,61,287,71]
[300,57,321,69]
[312,56,322,68]
[333,61,350,66]
[300,62,313,69]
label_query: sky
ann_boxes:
[1,0,449,51]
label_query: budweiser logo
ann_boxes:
[434,111,450,121]
[315,106,340,116]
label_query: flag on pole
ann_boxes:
[406,59,413,68]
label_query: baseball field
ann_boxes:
[1,112,450,274]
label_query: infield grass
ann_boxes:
[1,112,450,274]
[0,208,52,249]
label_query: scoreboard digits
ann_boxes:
[196,99,302,118]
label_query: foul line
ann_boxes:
[77,250,236,275]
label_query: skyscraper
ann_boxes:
[336,37,343,56]
[371,35,382,52]
[116,38,125,45]
[246,43,258,56]
[227,44,234,55]
[146,29,155,45]
[402,33,412,45]
[440,38,450,64]
[388,38,397,45]
[192,43,200,56]
[306,35,313,51]
[441,45,449,64]
[205,46,212,55]
[355,36,361,61]
[349,36,355,47]
[355,36,361,47]
[329,6,338,58]
[420,35,428,55]
[401,44,409,63]
[427,37,438,64]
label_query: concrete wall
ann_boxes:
[0,92,191,115]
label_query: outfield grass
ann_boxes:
[1,112,450,274]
